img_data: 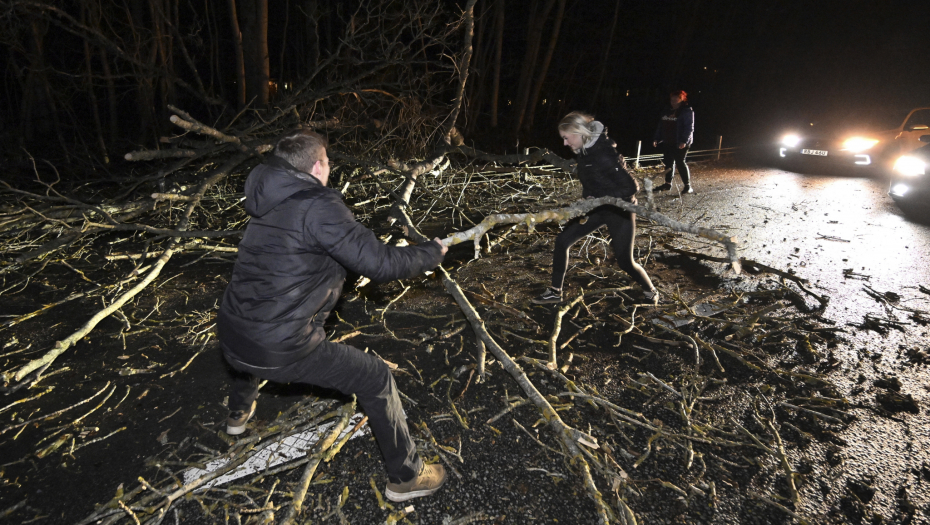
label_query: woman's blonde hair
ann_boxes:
[558,111,598,142]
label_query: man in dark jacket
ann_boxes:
[653,89,695,193]
[217,130,448,502]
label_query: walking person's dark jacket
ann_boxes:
[577,122,639,201]
[653,103,694,147]
[218,156,443,368]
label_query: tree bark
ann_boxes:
[97,46,119,143]
[512,0,556,138]
[278,0,290,93]
[80,2,109,163]
[20,17,61,146]
[444,0,478,143]
[591,0,622,108]
[238,0,270,109]
[227,0,247,108]
[523,0,565,131]
[489,0,505,128]
[464,0,490,135]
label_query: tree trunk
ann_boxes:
[278,0,290,93]
[21,16,69,155]
[304,0,320,74]
[80,2,109,163]
[98,47,119,143]
[444,0,478,143]
[204,0,220,97]
[489,0,504,128]
[591,0,622,109]
[238,0,270,109]
[125,0,158,143]
[523,0,566,131]
[227,0,247,108]
[464,0,490,135]
[148,0,173,125]
[512,0,556,139]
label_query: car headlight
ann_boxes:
[893,155,926,177]
[781,134,801,147]
[842,137,879,153]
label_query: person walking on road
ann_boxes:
[532,112,659,306]
[217,130,448,502]
[653,90,695,193]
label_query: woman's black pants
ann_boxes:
[550,204,654,292]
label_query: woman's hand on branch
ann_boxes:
[434,237,449,256]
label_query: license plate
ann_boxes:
[801,149,828,156]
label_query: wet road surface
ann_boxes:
[651,162,930,344]
[648,160,930,521]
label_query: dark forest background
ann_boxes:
[2,0,930,170]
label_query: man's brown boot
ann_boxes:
[385,463,447,502]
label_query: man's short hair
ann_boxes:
[274,130,328,174]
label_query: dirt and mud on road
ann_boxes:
[2,158,929,525]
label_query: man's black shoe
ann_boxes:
[683,185,694,194]
[655,183,672,191]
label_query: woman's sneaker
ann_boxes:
[385,463,447,502]
[531,287,562,304]
[226,400,257,435]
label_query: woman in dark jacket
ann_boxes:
[532,111,659,305]
[653,89,695,193]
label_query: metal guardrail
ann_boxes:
[627,137,737,169]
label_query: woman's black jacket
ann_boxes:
[576,131,638,200]
[218,156,444,368]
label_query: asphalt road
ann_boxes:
[646,158,930,520]
[649,160,930,344]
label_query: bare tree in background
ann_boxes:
[237,0,270,109]
[511,0,566,139]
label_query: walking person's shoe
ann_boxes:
[655,182,672,191]
[226,400,257,436]
[643,288,660,306]
[385,463,447,502]
[531,286,563,304]
[683,185,694,194]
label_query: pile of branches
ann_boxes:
[1,102,866,523]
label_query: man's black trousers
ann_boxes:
[225,340,422,483]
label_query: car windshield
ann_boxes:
[807,107,914,135]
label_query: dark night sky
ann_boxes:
[496,0,930,150]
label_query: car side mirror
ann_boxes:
[920,135,930,143]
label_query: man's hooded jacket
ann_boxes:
[218,155,444,368]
